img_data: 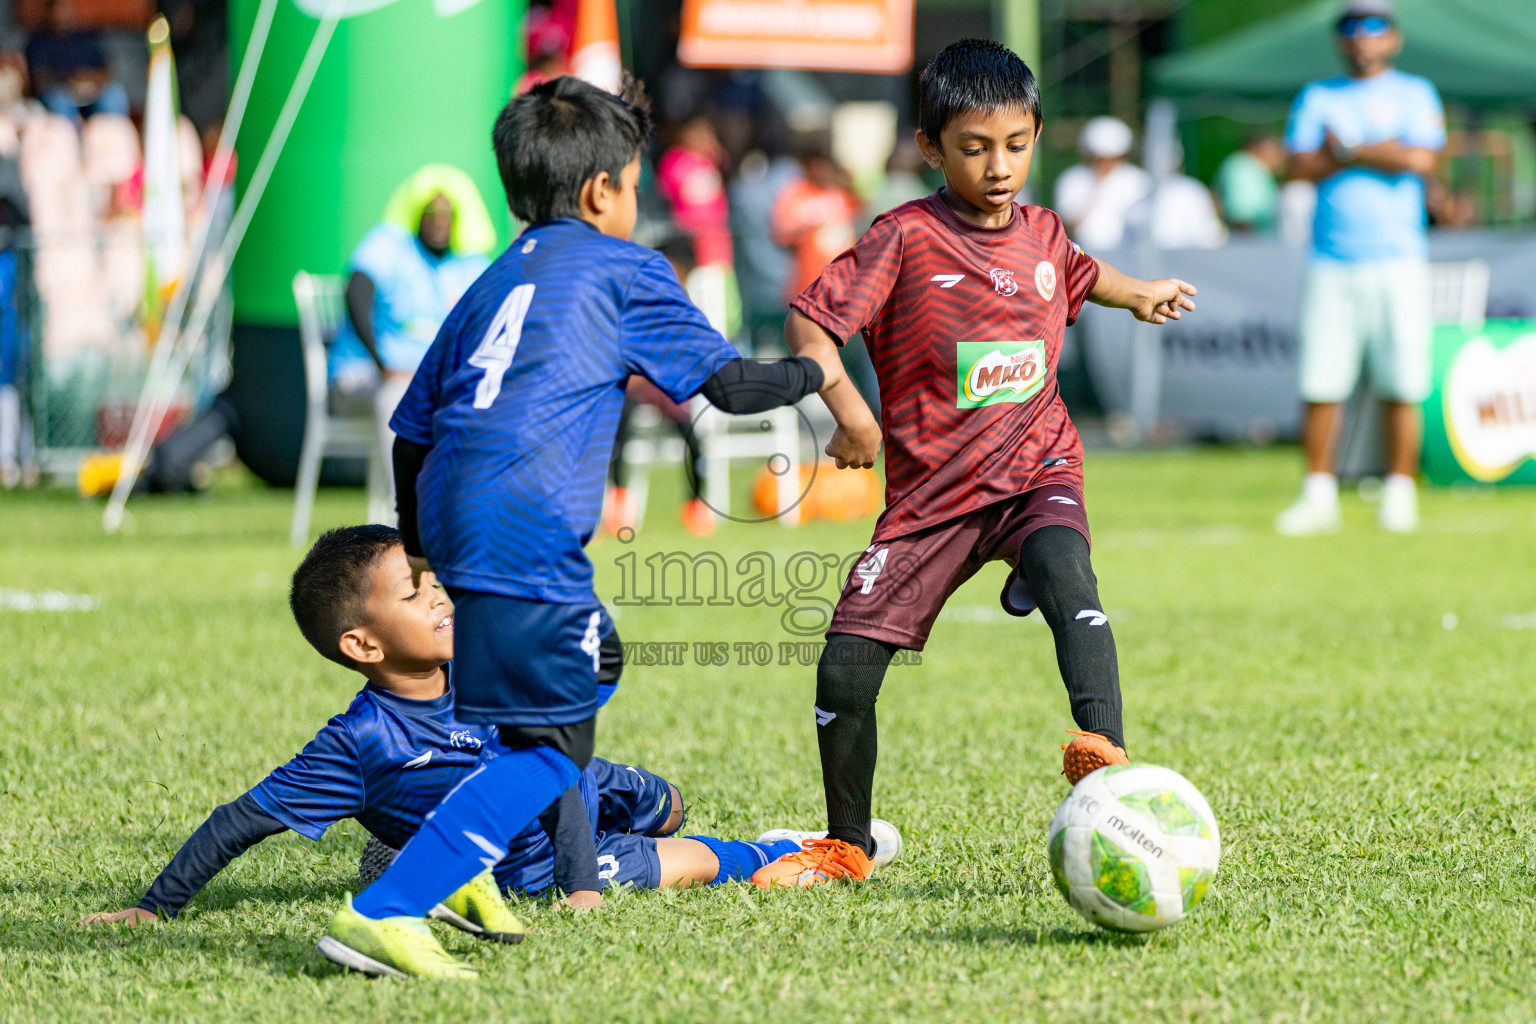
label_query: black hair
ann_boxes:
[919,39,1043,146]
[492,74,653,225]
[656,236,696,276]
[289,524,401,668]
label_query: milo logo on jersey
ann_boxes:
[956,340,1048,409]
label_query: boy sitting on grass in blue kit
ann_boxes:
[81,527,885,938]
[318,73,846,979]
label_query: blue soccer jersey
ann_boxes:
[390,218,740,603]
[244,670,658,889]
[247,673,501,850]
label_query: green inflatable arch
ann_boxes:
[227,0,523,485]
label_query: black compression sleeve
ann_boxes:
[699,356,824,415]
[539,785,601,895]
[136,792,287,918]
[392,436,431,558]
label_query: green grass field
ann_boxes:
[4,447,1535,1022]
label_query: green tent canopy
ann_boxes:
[1154,0,1536,106]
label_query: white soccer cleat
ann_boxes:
[1377,481,1419,533]
[755,818,903,871]
[1275,494,1342,536]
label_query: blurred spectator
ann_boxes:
[1426,178,1476,228]
[728,146,799,355]
[517,49,566,95]
[772,141,858,300]
[0,53,32,128]
[1214,132,1284,234]
[1053,116,1151,251]
[0,148,31,488]
[1277,179,1317,247]
[657,115,733,267]
[22,113,124,359]
[1128,141,1226,250]
[25,0,128,125]
[772,142,877,410]
[80,113,144,329]
[517,4,570,96]
[199,119,235,190]
[330,164,496,511]
[861,133,929,231]
[606,237,715,538]
[1275,0,1444,537]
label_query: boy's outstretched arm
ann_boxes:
[80,793,287,925]
[785,308,882,469]
[539,785,603,910]
[1087,259,1197,325]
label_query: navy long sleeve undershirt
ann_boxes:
[136,792,287,918]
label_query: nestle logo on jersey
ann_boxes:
[956,340,1048,409]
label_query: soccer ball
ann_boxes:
[1047,763,1221,932]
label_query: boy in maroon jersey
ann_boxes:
[752,39,1197,889]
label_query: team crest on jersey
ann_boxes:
[1035,261,1057,302]
[956,340,1048,409]
[988,268,1018,296]
[448,730,483,751]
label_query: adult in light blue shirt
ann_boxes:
[1277,0,1444,539]
[330,165,498,383]
[1285,64,1444,263]
[327,165,497,517]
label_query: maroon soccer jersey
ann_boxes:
[793,191,1100,542]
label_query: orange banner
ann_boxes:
[679,0,915,74]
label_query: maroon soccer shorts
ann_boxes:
[828,483,1091,650]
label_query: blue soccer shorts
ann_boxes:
[448,590,615,727]
[589,757,682,890]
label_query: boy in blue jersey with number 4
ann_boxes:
[318,76,845,979]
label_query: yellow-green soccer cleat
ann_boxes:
[316,893,478,980]
[428,869,526,944]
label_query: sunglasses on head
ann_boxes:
[1337,15,1392,38]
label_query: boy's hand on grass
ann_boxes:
[1134,278,1197,325]
[81,907,158,927]
[825,419,882,470]
[558,889,604,911]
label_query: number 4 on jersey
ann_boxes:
[469,284,535,409]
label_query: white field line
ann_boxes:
[0,589,100,611]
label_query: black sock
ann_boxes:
[1018,526,1125,751]
[815,633,898,858]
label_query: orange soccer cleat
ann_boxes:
[1061,729,1129,785]
[750,838,874,889]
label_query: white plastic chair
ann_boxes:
[698,401,801,526]
[290,271,388,547]
[686,264,802,526]
[613,263,803,527]
[613,402,678,529]
[1428,258,1490,329]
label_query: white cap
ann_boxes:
[1079,116,1134,159]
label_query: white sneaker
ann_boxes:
[755,818,904,870]
[1275,495,1342,536]
[1378,482,1419,533]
